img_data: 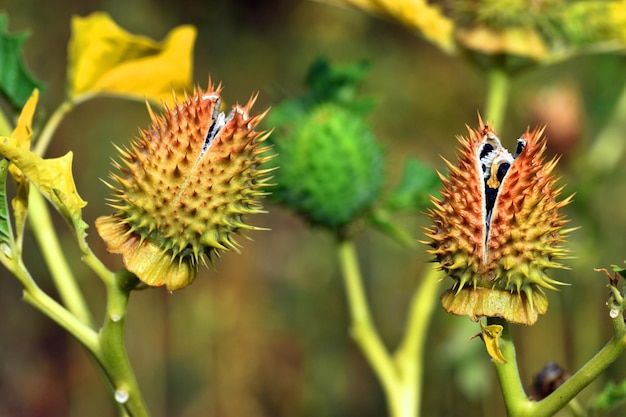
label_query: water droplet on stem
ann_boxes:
[115,389,129,404]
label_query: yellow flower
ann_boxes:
[96,81,274,291]
[424,119,573,325]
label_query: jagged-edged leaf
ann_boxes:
[0,13,44,110]
[0,136,87,240]
[591,379,626,413]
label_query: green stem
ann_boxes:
[0,106,12,136]
[395,266,441,416]
[28,188,94,326]
[337,238,438,417]
[585,79,626,176]
[484,67,511,132]
[566,399,586,417]
[337,238,401,415]
[489,312,626,417]
[19,268,99,352]
[528,314,626,417]
[486,318,530,415]
[33,99,74,157]
[98,269,149,417]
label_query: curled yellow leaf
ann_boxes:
[67,12,196,104]
[470,321,507,364]
[0,136,87,235]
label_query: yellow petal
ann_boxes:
[10,89,38,148]
[8,90,38,245]
[456,25,548,60]
[95,215,196,290]
[67,12,196,105]
[322,0,455,53]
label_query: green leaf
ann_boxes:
[307,58,367,99]
[0,158,13,249]
[368,208,416,248]
[385,157,440,211]
[591,380,626,413]
[0,13,44,110]
[612,263,626,280]
[268,58,376,118]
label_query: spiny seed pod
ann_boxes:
[96,81,274,291]
[424,118,574,325]
[271,103,383,230]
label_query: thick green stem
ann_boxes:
[28,188,94,326]
[337,238,402,415]
[19,267,99,352]
[486,318,530,415]
[337,238,438,417]
[395,266,440,416]
[489,312,626,417]
[98,269,149,417]
[484,67,511,132]
[528,314,626,417]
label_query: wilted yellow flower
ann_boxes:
[96,81,273,291]
[320,0,455,53]
[424,119,573,325]
[67,12,195,104]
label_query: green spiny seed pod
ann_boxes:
[424,119,574,325]
[96,81,274,291]
[271,103,383,230]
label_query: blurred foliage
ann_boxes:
[2,1,626,417]
[0,12,43,110]
[591,379,626,414]
[267,58,384,230]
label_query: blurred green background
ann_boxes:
[3,0,626,416]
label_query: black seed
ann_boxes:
[485,185,498,219]
[480,143,494,159]
[514,139,526,158]
[496,162,511,182]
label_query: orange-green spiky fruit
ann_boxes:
[424,119,574,325]
[96,81,274,291]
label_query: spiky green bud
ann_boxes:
[271,103,383,230]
